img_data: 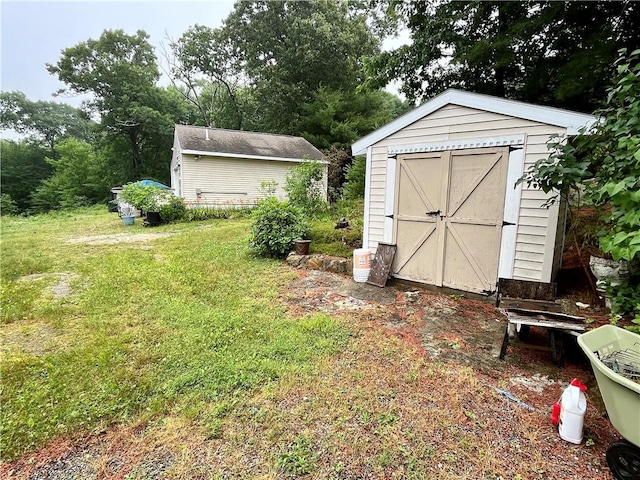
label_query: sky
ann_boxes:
[1,0,236,107]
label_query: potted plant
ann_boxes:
[293,238,311,255]
[120,183,167,227]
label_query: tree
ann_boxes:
[519,49,640,320]
[0,91,92,151]
[222,0,380,134]
[163,25,244,129]
[0,140,52,212]
[367,1,640,111]
[46,29,176,178]
[30,139,110,212]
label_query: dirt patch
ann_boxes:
[18,272,80,299]
[2,269,621,479]
[0,322,68,356]
[66,232,175,245]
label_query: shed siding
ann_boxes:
[366,104,565,283]
[180,155,327,207]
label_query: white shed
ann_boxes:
[351,89,595,294]
[171,125,327,207]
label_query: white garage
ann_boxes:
[171,125,327,208]
[351,89,595,294]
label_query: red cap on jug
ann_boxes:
[570,378,588,391]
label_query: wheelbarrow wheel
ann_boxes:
[606,440,640,480]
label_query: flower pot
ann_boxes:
[144,211,162,227]
[121,216,135,226]
[294,239,311,255]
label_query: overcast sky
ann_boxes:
[1,0,236,106]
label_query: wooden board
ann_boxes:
[498,278,557,301]
[367,243,397,287]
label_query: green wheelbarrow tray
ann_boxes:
[578,325,640,480]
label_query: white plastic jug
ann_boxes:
[558,378,587,444]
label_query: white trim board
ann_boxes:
[362,146,373,249]
[181,150,330,164]
[388,135,525,155]
[352,89,595,155]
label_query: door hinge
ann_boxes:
[482,289,496,296]
[502,220,516,226]
[426,210,440,216]
[385,214,394,219]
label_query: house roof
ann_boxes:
[175,125,325,163]
[352,89,596,156]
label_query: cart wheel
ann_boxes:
[606,440,640,480]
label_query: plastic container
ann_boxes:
[121,216,135,226]
[353,248,371,283]
[577,325,640,448]
[558,378,587,444]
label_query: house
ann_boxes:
[171,125,328,207]
[351,89,595,295]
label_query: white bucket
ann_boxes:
[558,379,587,444]
[353,248,371,283]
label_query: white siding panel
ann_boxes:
[513,267,543,281]
[182,155,295,206]
[516,242,547,254]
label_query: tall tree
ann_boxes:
[0,91,92,151]
[164,25,244,129]
[221,0,380,134]
[367,1,640,111]
[46,29,176,178]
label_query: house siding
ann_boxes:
[180,154,327,207]
[365,104,566,283]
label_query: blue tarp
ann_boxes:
[135,180,171,189]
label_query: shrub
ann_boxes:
[119,183,167,212]
[343,155,366,200]
[184,206,254,222]
[249,197,308,258]
[159,195,186,223]
[284,160,327,216]
[0,193,19,216]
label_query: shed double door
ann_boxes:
[392,147,509,294]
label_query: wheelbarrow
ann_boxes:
[577,325,640,480]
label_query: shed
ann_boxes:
[171,125,327,207]
[351,89,595,294]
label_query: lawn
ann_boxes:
[0,208,616,479]
[1,208,346,461]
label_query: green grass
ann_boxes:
[308,199,364,257]
[0,208,347,461]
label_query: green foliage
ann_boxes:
[307,199,364,257]
[249,197,308,258]
[30,139,109,213]
[368,1,640,111]
[343,155,367,200]
[0,194,19,216]
[183,206,254,222]
[0,210,346,460]
[158,195,186,223]
[46,29,183,180]
[0,140,52,212]
[277,435,319,476]
[607,276,640,325]
[284,160,328,216]
[0,91,93,150]
[519,49,640,318]
[119,183,167,213]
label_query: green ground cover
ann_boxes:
[0,208,347,460]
